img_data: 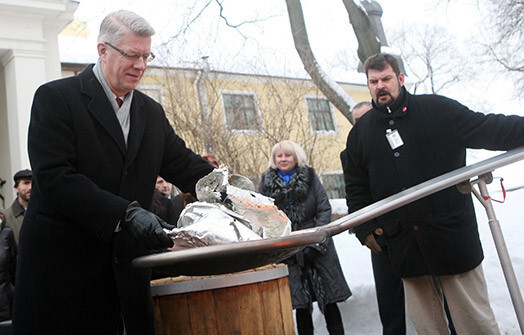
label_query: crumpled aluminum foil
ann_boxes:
[166,167,291,250]
[225,185,291,239]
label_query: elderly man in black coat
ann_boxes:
[13,10,214,335]
[343,53,524,335]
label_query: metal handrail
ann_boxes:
[318,146,524,237]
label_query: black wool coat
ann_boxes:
[259,166,351,310]
[344,87,524,278]
[13,65,214,334]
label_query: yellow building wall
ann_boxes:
[141,67,371,188]
[196,71,371,181]
[62,64,370,196]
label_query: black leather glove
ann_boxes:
[122,201,175,250]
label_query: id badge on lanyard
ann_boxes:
[386,129,404,150]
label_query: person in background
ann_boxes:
[0,212,16,323]
[167,154,220,224]
[351,101,372,123]
[150,188,177,225]
[344,52,524,334]
[13,10,214,335]
[151,176,180,226]
[155,175,173,199]
[340,101,372,214]
[1,169,31,245]
[259,140,351,335]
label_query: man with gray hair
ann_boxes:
[13,10,214,334]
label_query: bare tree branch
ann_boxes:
[389,24,472,95]
[480,0,524,97]
[163,0,279,46]
[214,0,277,30]
[484,43,524,73]
[161,0,214,47]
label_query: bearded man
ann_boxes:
[1,169,32,245]
[343,52,524,335]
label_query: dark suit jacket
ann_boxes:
[13,65,213,334]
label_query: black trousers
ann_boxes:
[371,249,406,335]
[296,303,344,335]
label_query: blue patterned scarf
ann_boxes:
[277,168,296,186]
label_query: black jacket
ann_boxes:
[344,87,524,277]
[0,225,16,322]
[259,166,351,310]
[14,65,214,334]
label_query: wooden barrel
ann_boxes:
[150,264,294,335]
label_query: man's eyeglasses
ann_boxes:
[105,42,155,63]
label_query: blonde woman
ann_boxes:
[259,140,351,335]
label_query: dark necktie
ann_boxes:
[116,97,123,108]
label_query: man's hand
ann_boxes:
[364,232,382,254]
[122,201,175,250]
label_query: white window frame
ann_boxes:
[137,83,165,106]
[304,95,339,136]
[220,90,264,134]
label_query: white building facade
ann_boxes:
[0,0,77,205]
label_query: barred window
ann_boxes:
[222,93,262,131]
[306,98,335,132]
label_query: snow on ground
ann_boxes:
[312,180,524,334]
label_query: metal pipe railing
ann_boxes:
[319,146,524,237]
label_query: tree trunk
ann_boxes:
[341,0,381,64]
[285,0,355,124]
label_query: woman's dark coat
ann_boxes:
[345,87,524,278]
[13,65,214,334]
[259,166,351,310]
[0,224,16,322]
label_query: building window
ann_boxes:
[222,93,262,132]
[322,172,346,199]
[137,84,164,105]
[306,97,335,133]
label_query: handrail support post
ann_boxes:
[471,177,524,334]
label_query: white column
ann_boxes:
[0,0,78,205]
[1,48,47,204]
[0,60,11,207]
[43,24,62,81]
